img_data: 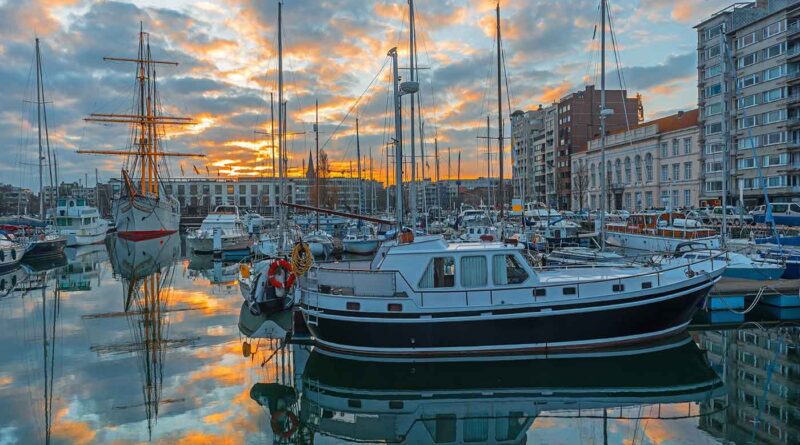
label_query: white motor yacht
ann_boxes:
[53,197,109,246]
[187,205,252,254]
[299,234,726,356]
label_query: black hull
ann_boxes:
[22,238,66,260]
[304,282,714,356]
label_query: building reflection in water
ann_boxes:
[696,326,800,444]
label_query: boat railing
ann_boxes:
[308,263,398,297]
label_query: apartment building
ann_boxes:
[555,85,641,210]
[573,110,701,211]
[511,107,548,203]
[0,185,33,216]
[697,0,800,207]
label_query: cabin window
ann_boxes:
[533,288,546,297]
[563,287,576,295]
[428,414,456,443]
[464,418,489,442]
[493,255,528,285]
[460,256,487,287]
[642,282,653,289]
[419,257,456,288]
[83,218,91,225]
[496,412,528,441]
[389,401,404,409]
[613,284,624,292]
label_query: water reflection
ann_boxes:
[105,234,183,439]
[696,326,800,444]
[249,335,725,444]
[1,235,800,444]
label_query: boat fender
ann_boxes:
[270,410,298,439]
[268,259,296,289]
[685,268,696,278]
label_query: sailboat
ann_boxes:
[17,39,67,260]
[79,25,203,241]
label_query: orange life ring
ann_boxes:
[268,259,296,289]
[270,410,298,439]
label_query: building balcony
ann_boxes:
[788,21,800,38]
[787,94,800,104]
[788,70,800,84]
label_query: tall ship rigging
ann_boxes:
[79,25,203,241]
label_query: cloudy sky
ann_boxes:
[0,0,731,189]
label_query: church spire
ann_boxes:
[306,150,315,179]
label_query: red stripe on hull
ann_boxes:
[117,230,177,241]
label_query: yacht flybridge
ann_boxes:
[299,235,726,356]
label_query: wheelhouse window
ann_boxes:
[460,256,487,287]
[419,257,455,288]
[493,254,529,285]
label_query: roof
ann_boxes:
[605,109,699,137]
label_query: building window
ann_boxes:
[672,163,680,181]
[672,190,679,208]
[624,157,631,184]
[764,131,786,146]
[737,74,758,89]
[762,87,786,104]
[705,64,722,78]
[683,138,691,154]
[738,157,756,169]
[614,159,622,184]
[590,163,596,188]
[705,161,723,173]
[704,122,723,135]
[705,180,723,192]
[763,42,785,60]
[684,190,691,207]
[764,21,784,38]
[671,139,679,156]
[645,153,653,182]
[737,32,756,49]
[645,191,653,208]
[762,109,785,124]
[763,64,786,81]
[737,52,757,68]
[215,184,222,194]
[239,185,246,194]
[706,44,721,59]
[660,142,668,158]
[624,192,632,210]
[239,196,246,206]
[251,185,258,194]
[703,102,723,117]
[661,165,669,182]
[634,155,642,182]
[635,191,642,210]
[738,93,758,109]
[704,83,722,98]
[227,185,234,194]
[684,162,692,180]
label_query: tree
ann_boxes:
[572,162,589,211]
[309,149,339,209]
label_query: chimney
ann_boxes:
[755,0,768,9]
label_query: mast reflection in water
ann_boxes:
[105,234,185,438]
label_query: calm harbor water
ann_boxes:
[1,234,798,444]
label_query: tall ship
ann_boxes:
[79,25,203,241]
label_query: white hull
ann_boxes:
[113,194,180,240]
[343,239,379,254]
[188,234,252,253]
[308,241,333,257]
[64,228,108,247]
[606,232,720,252]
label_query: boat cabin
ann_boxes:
[55,198,100,229]
[607,211,716,240]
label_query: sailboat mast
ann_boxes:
[35,38,44,219]
[277,1,286,237]
[599,0,607,250]
[408,0,418,229]
[369,146,374,213]
[356,117,362,214]
[389,48,404,228]
[496,3,505,219]
[486,115,491,207]
[434,137,440,210]
[315,99,320,228]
